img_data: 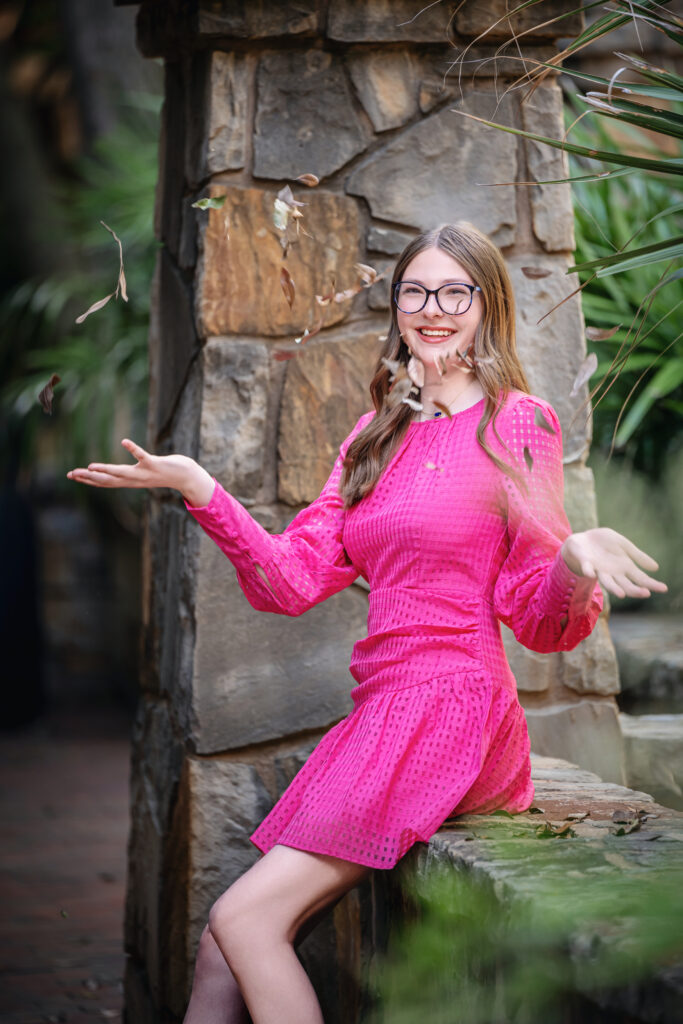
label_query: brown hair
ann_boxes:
[340,222,530,507]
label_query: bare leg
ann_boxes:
[206,844,369,1024]
[184,924,249,1024]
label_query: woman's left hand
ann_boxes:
[561,527,668,599]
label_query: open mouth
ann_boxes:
[416,328,456,342]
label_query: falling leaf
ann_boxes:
[407,354,425,388]
[534,406,556,435]
[585,324,621,341]
[455,344,476,371]
[277,184,305,209]
[280,267,296,309]
[424,461,443,472]
[381,356,402,380]
[402,396,423,412]
[191,194,227,211]
[521,266,552,279]
[433,401,453,419]
[295,173,319,187]
[523,446,533,471]
[570,352,599,397]
[355,262,379,285]
[334,287,360,303]
[38,373,61,415]
[60,908,69,918]
[75,221,127,322]
[273,198,291,232]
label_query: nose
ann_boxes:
[423,292,442,317]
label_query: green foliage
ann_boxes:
[372,857,683,1023]
[0,98,159,498]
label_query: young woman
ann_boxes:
[68,222,666,1024]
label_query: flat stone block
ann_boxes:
[454,0,583,40]
[197,0,320,38]
[199,336,271,499]
[620,712,683,812]
[195,185,362,337]
[346,91,517,243]
[347,50,420,132]
[253,49,370,181]
[521,82,574,251]
[328,0,456,42]
[610,612,683,713]
[191,534,369,752]
[367,225,415,256]
[559,617,619,697]
[189,51,250,181]
[524,699,626,785]
[507,255,591,460]
[278,322,384,504]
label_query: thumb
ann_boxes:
[579,559,597,579]
[121,438,148,462]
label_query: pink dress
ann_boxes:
[185,391,602,869]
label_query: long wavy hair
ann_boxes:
[339,222,530,507]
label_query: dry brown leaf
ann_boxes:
[355,262,379,285]
[295,173,319,187]
[585,325,621,341]
[521,266,552,279]
[433,401,453,419]
[534,406,556,435]
[100,221,127,302]
[523,446,533,471]
[38,373,61,415]
[280,266,296,309]
[402,395,423,412]
[75,292,115,324]
[570,352,599,397]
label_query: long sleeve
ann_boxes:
[184,412,374,616]
[492,394,603,652]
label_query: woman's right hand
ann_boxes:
[67,439,215,507]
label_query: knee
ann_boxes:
[208,889,249,964]
[193,925,228,984]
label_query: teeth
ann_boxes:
[420,329,453,337]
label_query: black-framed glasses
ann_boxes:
[393,281,481,316]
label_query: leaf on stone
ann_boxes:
[191,195,227,211]
[433,401,453,419]
[295,173,319,187]
[534,406,556,435]
[535,821,576,839]
[523,446,533,471]
[528,806,545,814]
[585,325,621,341]
[570,352,599,397]
[490,809,515,818]
[280,267,296,309]
[38,373,61,415]
[565,811,589,822]
[521,266,552,279]
[611,819,641,836]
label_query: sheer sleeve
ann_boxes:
[184,412,374,616]
[492,394,603,652]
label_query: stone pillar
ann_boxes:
[125,2,621,1019]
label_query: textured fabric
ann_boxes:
[185,390,603,868]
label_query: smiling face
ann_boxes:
[394,246,483,375]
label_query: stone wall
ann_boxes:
[125,2,621,1019]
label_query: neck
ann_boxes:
[417,374,482,419]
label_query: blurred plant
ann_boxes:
[569,112,683,476]
[372,848,683,1023]
[0,95,160,518]
[451,0,682,465]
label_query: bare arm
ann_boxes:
[67,439,215,507]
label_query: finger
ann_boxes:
[579,559,598,579]
[597,571,625,599]
[86,461,135,477]
[121,438,150,461]
[67,468,144,489]
[615,535,659,571]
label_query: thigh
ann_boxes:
[212,845,370,945]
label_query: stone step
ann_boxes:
[619,712,683,812]
[609,612,683,713]
[384,754,683,1024]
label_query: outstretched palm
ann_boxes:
[561,528,667,599]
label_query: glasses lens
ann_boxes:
[437,284,473,315]
[395,283,427,313]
